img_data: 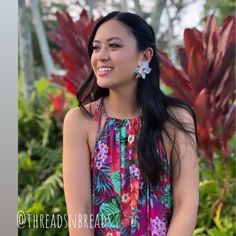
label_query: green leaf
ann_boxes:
[98,198,120,229]
[34,79,50,95]
[160,83,173,95]
[213,204,224,232]
[110,171,120,195]
[193,227,207,236]
[26,202,45,214]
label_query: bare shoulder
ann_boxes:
[167,106,195,125]
[64,101,97,126]
[64,107,87,129]
[167,107,197,160]
[63,101,99,141]
[163,106,196,156]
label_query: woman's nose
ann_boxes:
[97,46,110,61]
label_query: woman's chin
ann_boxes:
[97,79,113,88]
[97,83,110,89]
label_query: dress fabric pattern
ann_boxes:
[91,98,172,236]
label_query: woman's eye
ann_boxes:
[108,44,121,49]
[92,44,121,51]
[92,45,100,51]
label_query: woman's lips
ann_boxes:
[96,67,113,76]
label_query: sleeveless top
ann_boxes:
[91,97,172,236]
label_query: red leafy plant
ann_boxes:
[157,15,235,160]
[48,10,97,95]
[48,91,67,118]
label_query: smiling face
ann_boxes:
[91,20,141,89]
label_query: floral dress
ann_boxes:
[91,97,172,236]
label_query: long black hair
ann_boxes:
[76,11,198,185]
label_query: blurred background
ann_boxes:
[18,0,235,235]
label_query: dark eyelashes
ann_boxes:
[109,44,122,48]
[91,44,122,50]
[92,45,99,50]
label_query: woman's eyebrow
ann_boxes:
[93,37,123,43]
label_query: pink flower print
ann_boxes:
[105,233,113,236]
[98,141,109,154]
[96,141,109,169]
[150,218,158,235]
[97,152,108,162]
[96,161,103,169]
[128,149,133,160]
[150,216,167,236]
[127,120,132,130]
[129,164,140,179]
[96,152,108,169]
[121,193,130,203]
[121,216,131,227]
[128,134,135,144]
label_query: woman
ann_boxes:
[63,11,199,236]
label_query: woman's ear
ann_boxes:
[142,47,154,63]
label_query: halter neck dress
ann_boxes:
[91,97,172,236]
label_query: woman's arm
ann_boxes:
[167,109,199,236]
[63,108,94,236]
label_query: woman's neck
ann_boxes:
[104,90,140,119]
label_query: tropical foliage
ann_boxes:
[194,140,235,236]
[48,10,97,95]
[157,14,236,235]
[18,74,76,235]
[157,16,236,235]
[157,15,235,161]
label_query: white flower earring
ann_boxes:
[134,60,152,79]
